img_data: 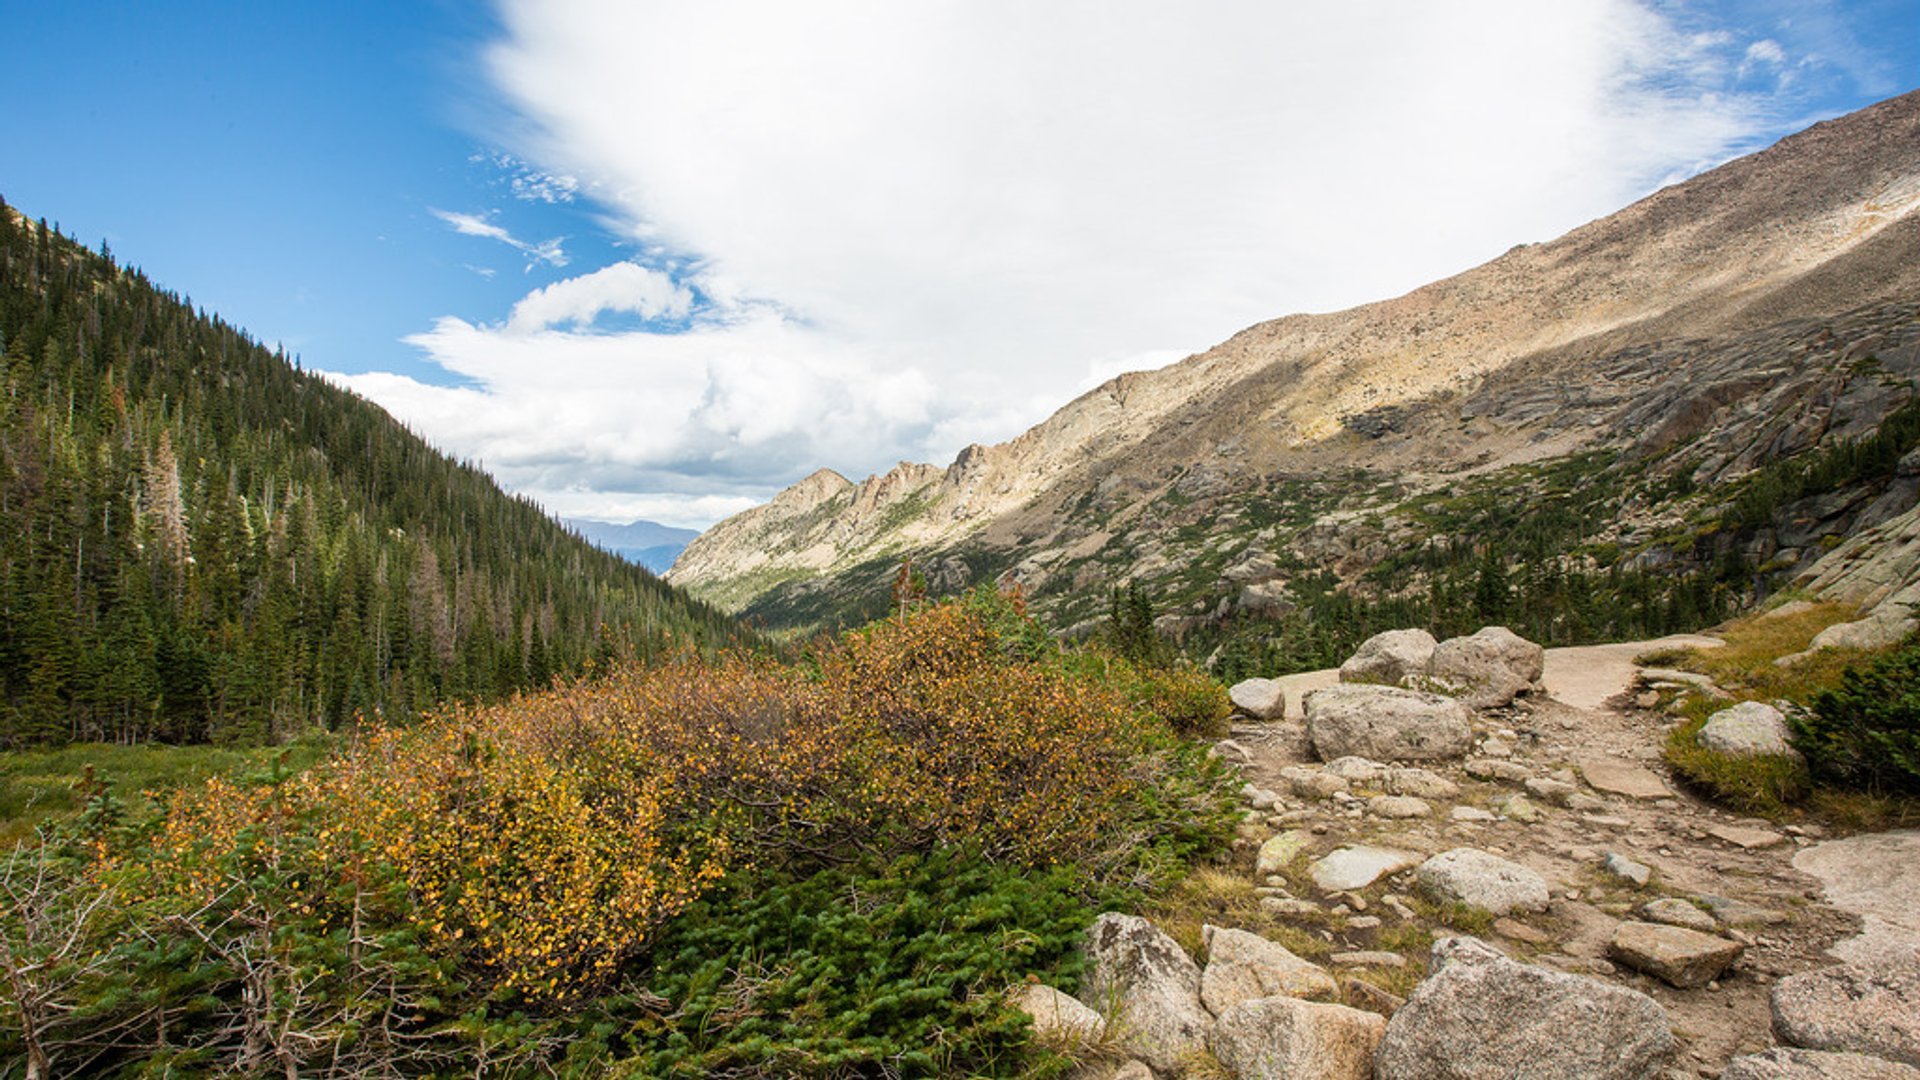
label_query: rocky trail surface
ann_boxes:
[1026,629,1920,1079]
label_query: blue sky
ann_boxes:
[3,1,1916,528]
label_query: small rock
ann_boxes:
[1698,701,1804,761]
[1201,924,1341,1012]
[1709,824,1788,850]
[1700,894,1789,927]
[1210,995,1388,1080]
[1264,897,1323,917]
[1465,758,1533,783]
[1493,917,1554,945]
[1387,767,1461,800]
[1636,690,1662,709]
[1496,794,1546,823]
[1011,983,1105,1044]
[1722,1047,1920,1079]
[1231,678,1288,721]
[1325,755,1386,783]
[1343,976,1406,1016]
[1583,813,1635,830]
[1370,795,1434,819]
[1416,848,1551,915]
[1257,830,1314,876]
[1641,898,1719,934]
[1212,739,1253,762]
[1578,758,1673,800]
[1772,956,1920,1067]
[1243,783,1284,810]
[1331,950,1407,968]
[1609,921,1745,989]
[1481,737,1515,758]
[1603,852,1654,887]
[1348,915,1384,930]
[1309,846,1425,892]
[1451,805,1497,822]
[1567,792,1611,813]
[1289,769,1352,801]
[1109,1062,1157,1080]
[1525,777,1581,807]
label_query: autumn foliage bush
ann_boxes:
[1,590,1237,1076]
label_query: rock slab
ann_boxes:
[1608,921,1745,989]
[1772,957,1920,1067]
[1374,936,1676,1080]
[1308,845,1424,892]
[1200,925,1339,1014]
[1209,996,1387,1080]
[1304,684,1473,763]
[1080,913,1212,1072]
[1722,1048,1920,1080]
[1415,848,1551,916]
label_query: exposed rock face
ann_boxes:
[1793,831,1920,966]
[1608,921,1746,989]
[1722,1048,1920,1080]
[1208,996,1387,1080]
[1415,848,1551,916]
[1011,983,1105,1044]
[1200,925,1339,1013]
[1700,701,1803,759]
[1375,937,1676,1080]
[1428,627,1545,708]
[1230,678,1287,720]
[1772,957,1920,1067]
[1340,629,1438,687]
[1304,685,1473,763]
[1079,913,1212,1072]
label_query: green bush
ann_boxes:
[1796,636,1920,795]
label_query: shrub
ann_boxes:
[1796,637,1920,795]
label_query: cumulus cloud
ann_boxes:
[430,207,568,268]
[352,2,1849,527]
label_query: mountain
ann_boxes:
[0,199,746,747]
[565,517,701,573]
[668,89,1920,664]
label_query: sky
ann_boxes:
[3,1,1916,530]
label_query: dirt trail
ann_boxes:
[1220,634,1881,1075]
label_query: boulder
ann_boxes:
[1304,684,1473,763]
[1340,629,1438,687]
[1011,983,1105,1044]
[1308,845,1424,892]
[1374,937,1675,1080]
[1415,848,1550,915]
[1370,795,1433,819]
[1209,996,1387,1080]
[1200,925,1339,1013]
[1772,957,1920,1067]
[1324,756,1385,783]
[1608,921,1744,989]
[1386,766,1461,799]
[1699,701,1804,760]
[1722,1048,1920,1080]
[1256,830,1313,877]
[1427,626,1545,708]
[1640,897,1718,934]
[1231,678,1288,721]
[1080,913,1212,1072]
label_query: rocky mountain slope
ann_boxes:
[669,90,1920,646]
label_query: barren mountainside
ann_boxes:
[669,90,1920,644]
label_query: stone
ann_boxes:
[1011,983,1106,1044]
[1465,758,1534,783]
[1107,1062,1156,1080]
[1427,626,1546,708]
[1722,1047,1920,1080]
[1200,924,1340,1013]
[1794,831,1920,966]
[1308,846,1424,892]
[1304,684,1474,763]
[1493,917,1555,945]
[1701,894,1790,928]
[1079,913,1212,1072]
[1257,830,1313,876]
[1370,795,1434,819]
[1331,951,1406,968]
[1340,628,1439,688]
[1699,701,1804,760]
[1496,794,1546,823]
[1772,957,1920,1067]
[1209,996,1387,1080]
[1285,767,1352,801]
[1812,613,1917,654]
[1263,897,1322,917]
[1343,976,1406,1016]
[1416,848,1551,915]
[1231,678,1288,721]
[1604,852,1654,887]
[1386,766,1460,799]
[1641,898,1719,933]
[1451,805,1497,822]
[1608,921,1745,989]
[1374,936,1676,1080]
[1324,755,1386,783]
[1578,758,1673,800]
[1243,784,1284,811]
[1525,777,1581,807]
[1710,824,1789,850]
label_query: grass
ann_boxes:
[0,737,333,847]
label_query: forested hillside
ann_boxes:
[0,198,743,747]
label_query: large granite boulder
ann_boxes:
[1209,996,1386,1080]
[1230,678,1287,721]
[1699,701,1803,760]
[1428,626,1545,708]
[1374,937,1676,1080]
[1772,956,1920,1067]
[1415,848,1551,916]
[1304,684,1473,763]
[1340,629,1438,687]
[1200,925,1339,1014]
[1080,913,1212,1072]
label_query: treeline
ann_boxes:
[0,198,745,748]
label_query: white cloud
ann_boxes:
[1746,38,1788,66]
[430,207,569,269]
[354,2,1835,526]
